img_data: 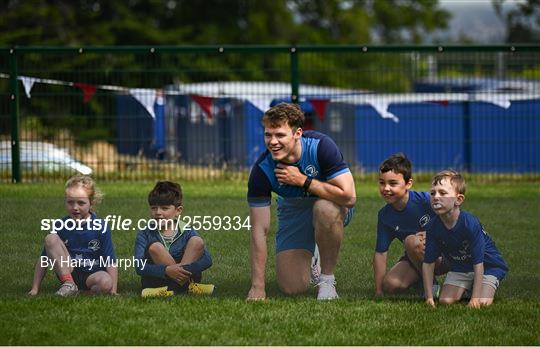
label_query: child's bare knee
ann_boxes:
[99,276,113,293]
[148,241,165,254]
[439,296,457,305]
[480,298,493,306]
[92,276,112,294]
[44,233,61,247]
[188,236,204,250]
[383,276,405,293]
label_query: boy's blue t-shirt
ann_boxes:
[375,191,435,253]
[424,210,508,280]
[41,214,116,273]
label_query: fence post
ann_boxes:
[463,96,472,173]
[290,47,299,104]
[9,48,21,183]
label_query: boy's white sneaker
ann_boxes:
[316,275,339,300]
[56,282,78,297]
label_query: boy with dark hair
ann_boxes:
[373,153,446,297]
[423,170,508,308]
[134,181,213,296]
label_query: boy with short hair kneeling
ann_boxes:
[134,181,213,296]
[423,170,508,308]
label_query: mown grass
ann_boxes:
[0,181,539,345]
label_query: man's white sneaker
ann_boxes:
[316,278,339,300]
[56,282,78,297]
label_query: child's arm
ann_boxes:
[422,262,436,307]
[468,262,484,309]
[106,266,118,294]
[29,258,47,295]
[373,252,387,296]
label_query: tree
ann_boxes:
[493,0,540,43]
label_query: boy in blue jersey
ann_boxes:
[134,181,213,295]
[247,103,356,301]
[423,170,508,308]
[29,176,118,296]
[373,153,447,297]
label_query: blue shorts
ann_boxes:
[276,198,354,254]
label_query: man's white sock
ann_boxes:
[320,273,335,283]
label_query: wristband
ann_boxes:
[303,176,313,190]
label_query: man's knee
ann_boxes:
[278,278,310,296]
[313,199,344,229]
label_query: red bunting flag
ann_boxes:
[308,99,330,122]
[428,100,449,106]
[74,82,97,103]
[191,94,214,119]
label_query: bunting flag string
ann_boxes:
[129,88,157,119]
[20,77,38,98]
[191,94,214,119]
[73,82,97,103]
[0,73,525,122]
[308,98,330,122]
[428,100,449,106]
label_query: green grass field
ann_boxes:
[1,180,539,345]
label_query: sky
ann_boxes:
[431,0,524,43]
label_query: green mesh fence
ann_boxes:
[1,45,539,182]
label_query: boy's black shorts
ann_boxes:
[72,270,91,290]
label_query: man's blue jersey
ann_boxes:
[375,191,435,253]
[424,210,508,280]
[41,213,116,273]
[247,130,350,207]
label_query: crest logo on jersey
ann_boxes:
[305,165,318,177]
[419,214,431,228]
[459,240,470,255]
[88,239,100,251]
[394,225,400,232]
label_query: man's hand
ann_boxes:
[247,286,266,301]
[28,288,38,296]
[468,298,481,309]
[425,298,436,308]
[274,163,306,187]
[166,265,192,285]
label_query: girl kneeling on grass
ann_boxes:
[28,175,118,297]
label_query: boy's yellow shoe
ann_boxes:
[188,282,215,295]
[141,286,174,298]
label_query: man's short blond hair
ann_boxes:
[432,170,466,194]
